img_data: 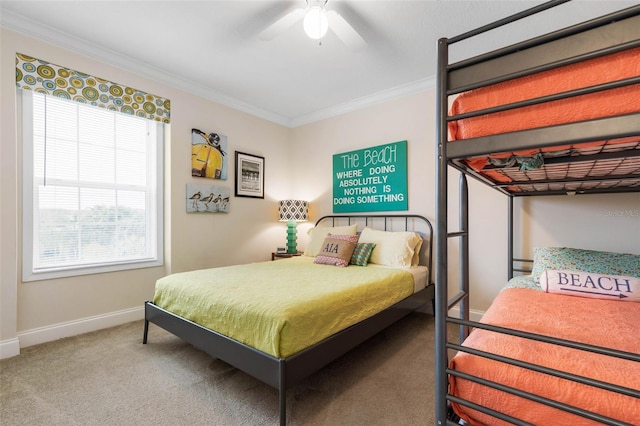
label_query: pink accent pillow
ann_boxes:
[314,234,359,267]
[540,269,640,302]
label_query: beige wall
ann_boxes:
[517,194,640,256]
[1,28,291,354]
[2,27,639,357]
[290,87,437,223]
[290,89,640,315]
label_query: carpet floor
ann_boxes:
[1,312,440,426]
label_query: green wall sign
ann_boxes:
[333,140,408,213]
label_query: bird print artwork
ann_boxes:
[186,184,230,213]
[191,128,228,180]
[200,192,215,210]
[189,191,202,210]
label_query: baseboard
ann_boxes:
[16,306,145,351]
[3,304,476,359]
[0,338,21,359]
[448,306,485,322]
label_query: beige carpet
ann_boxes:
[0,312,440,426]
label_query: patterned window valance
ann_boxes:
[16,53,170,123]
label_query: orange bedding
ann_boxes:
[449,288,640,425]
[448,47,640,176]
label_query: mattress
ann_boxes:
[449,288,640,425]
[448,47,640,191]
[153,256,423,358]
[369,262,428,293]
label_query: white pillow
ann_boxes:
[411,237,424,267]
[358,227,422,268]
[540,269,640,302]
[303,224,358,257]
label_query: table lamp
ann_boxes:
[278,200,309,254]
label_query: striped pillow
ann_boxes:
[350,243,377,266]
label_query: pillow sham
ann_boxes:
[314,234,359,267]
[350,243,376,266]
[304,224,358,257]
[358,227,422,268]
[540,269,640,302]
[411,233,425,267]
[532,246,640,283]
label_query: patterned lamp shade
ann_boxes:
[278,200,308,254]
[278,200,309,222]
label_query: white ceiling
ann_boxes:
[2,0,638,127]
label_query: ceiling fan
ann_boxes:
[259,0,367,50]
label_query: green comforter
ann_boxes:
[153,256,414,358]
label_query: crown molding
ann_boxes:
[289,76,436,128]
[2,8,435,129]
[1,9,291,126]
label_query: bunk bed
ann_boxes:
[434,1,640,425]
[144,214,433,426]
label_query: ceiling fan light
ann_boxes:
[303,6,328,40]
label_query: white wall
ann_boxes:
[1,28,292,356]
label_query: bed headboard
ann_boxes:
[315,214,434,285]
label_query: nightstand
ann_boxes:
[271,252,302,261]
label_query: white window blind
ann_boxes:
[22,90,164,281]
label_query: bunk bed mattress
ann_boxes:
[449,288,640,425]
[448,47,640,189]
[153,256,421,359]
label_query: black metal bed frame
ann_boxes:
[144,214,434,426]
[435,1,640,425]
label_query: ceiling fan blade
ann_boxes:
[259,8,306,41]
[327,10,367,51]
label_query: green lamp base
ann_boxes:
[286,220,298,254]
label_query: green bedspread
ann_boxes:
[153,256,414,358]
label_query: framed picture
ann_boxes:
[235,151,264,198]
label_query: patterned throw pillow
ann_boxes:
[314,234,359,267]
[532,247,640,283]
[350,243,377,266]
[303,224,358,257]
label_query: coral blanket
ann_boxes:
[448,47,640,176]
[449,288,640,425]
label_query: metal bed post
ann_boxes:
[458,174,469,342]
[279,361,286,426]
[434,36,450,426]
[508,196,514,280]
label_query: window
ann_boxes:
[22,91,164,281]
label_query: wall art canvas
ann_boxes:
[191,128,228,179]
[186,183,230,213]
[332,140,408,213]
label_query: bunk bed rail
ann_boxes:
[440,0,640,198]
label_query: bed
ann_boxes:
[144,214,433,425]
[449,260,640,425]
[434,1,640,425]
